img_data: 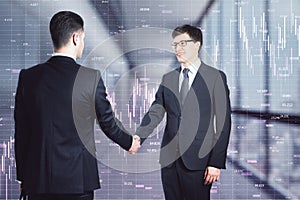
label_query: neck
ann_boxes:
[54,46,77,59]
[53,47,77,61]
[182,57,199,67]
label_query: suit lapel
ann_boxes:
[183,63,206,107]
[164,67,181,112]
[190,63,204,94]
[174,67,180,97]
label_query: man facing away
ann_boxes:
[14,11,140,200]
[136,24,231,200]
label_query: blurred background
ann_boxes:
[0,0,300,199]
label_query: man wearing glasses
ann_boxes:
[136,24,231,200]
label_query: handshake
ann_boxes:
[128,135,141,154]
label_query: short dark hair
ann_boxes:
[172,24,203,50]
[50,11,84,49]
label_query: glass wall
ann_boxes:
[202,0,300,199]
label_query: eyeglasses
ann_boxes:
[171,40,195,48]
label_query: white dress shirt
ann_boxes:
[179,59,201,91]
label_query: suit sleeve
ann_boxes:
[14,69,29,182]
[135,78,166,144]
[94,72,133,151]
[208,71,231,169]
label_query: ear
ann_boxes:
[195,41,201,52]
[72,33,79,46]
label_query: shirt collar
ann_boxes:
[52,52,76,61]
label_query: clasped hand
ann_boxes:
[204,166,220,185]
[128,135,141,154]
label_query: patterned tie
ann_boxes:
[180,68,190,104]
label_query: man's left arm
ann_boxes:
[14,69,29,184]
[205,71,232,184]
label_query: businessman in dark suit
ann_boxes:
[136,25,231,200]
[14,11,140,200]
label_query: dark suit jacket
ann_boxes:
[14,56,133,194]
[136,62,231,170]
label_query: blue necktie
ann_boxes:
[180,68,189,104]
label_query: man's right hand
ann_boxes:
[129,135,141,154]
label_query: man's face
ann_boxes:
[172,33,200,66]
